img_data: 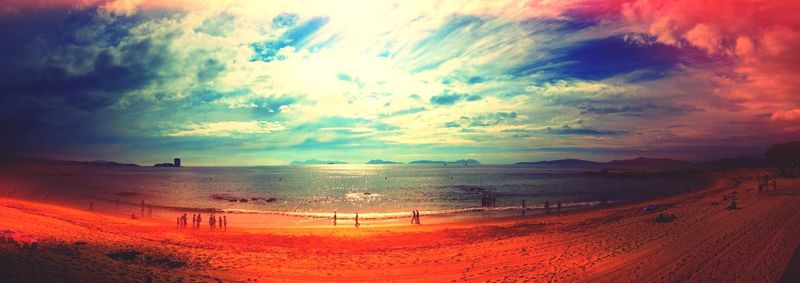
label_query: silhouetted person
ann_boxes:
[411,210,416,224]
[176,216,179,227]
[218,216,223,229]
[415,210,421,225]
[355,212,360,228]
[223,216,227,231]
[334,211,337,226]
[522,199,526,215]
[557,200,562,214]
[192,214,197,228]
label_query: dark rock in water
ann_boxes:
[211,194,230,200]
[213,194,276,203]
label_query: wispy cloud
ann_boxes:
[165,121,285,137]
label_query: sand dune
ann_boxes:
[0,169,798,282]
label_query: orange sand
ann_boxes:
[1,169,798,282]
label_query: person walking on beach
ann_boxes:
[545,200,551,214]
[334,211,337,226]
[176,216,180,227]
[355,212,360,228]
[411,210,416,224]
[192,214,197,228]
[209,214,215,230]
[223,216,227,231]
[415,210,421,225]
[197,214,202,229]
[218,215,223,229]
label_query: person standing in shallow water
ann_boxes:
[355,212,360,228]
[223,216,227,231]
[333,211,337,226]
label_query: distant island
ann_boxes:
[0,156,139,167]
[290,159,348,165]
[154,158,181,167]
[409,159,481,165]
[515,159,599,166]
[366,159,402,164]
[516,156,766,169]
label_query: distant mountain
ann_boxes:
[0,156,139,167]
[516,159,599,166]
[366,159,402,164]
[290,159,348,165]
[700,156,765,169]
[409,159,481,165]
[607,157,693,167]
[765,141,800,166]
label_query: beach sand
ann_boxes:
[0,168,798,282]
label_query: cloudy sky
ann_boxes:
[0,0,798,165]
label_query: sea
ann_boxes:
[0,164,708,224]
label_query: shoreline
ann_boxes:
[1,168,799,282]
[0,173,712,229]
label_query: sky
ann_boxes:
[0,0,799,166]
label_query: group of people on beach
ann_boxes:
[757,174,778,195]
[410,210,421,224]
[543,200,562,215]
[177,213,227,231]
[482,194,497,207]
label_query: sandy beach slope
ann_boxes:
[0,169,798,282]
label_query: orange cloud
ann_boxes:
[617,0,800,119]
[772,110,800,122]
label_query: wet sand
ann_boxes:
[0,168,798,282]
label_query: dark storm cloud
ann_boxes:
[0,8,181,156]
